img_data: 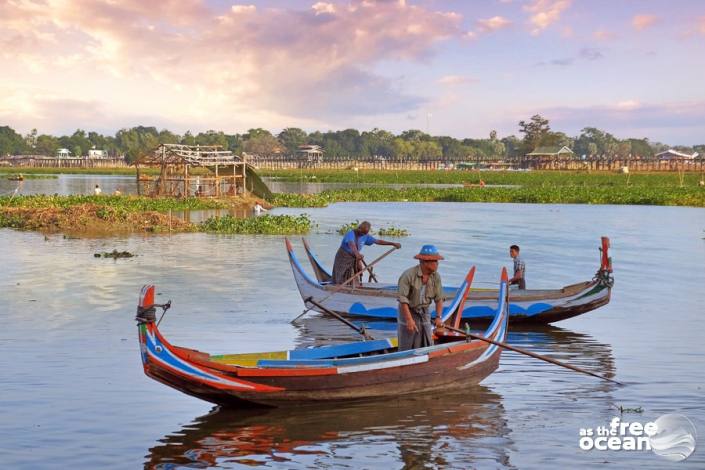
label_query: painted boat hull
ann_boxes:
[290,237,614,324]
[136,277,509,407]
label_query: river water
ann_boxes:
[2,194,705,467]
[0,174,500,197]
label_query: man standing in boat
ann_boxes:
[332,221,401,285]
[508,244,526,289]
[397,245,445,351]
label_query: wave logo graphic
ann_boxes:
[649,414,697,462]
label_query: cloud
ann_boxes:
[537,47,603,67]
[476,16,512,33]
[524,0,572,35]
[593,30,617,41]
[536,100,705,143]
[437,75,478,85]
[632,14,657,31]
[0,0,464,133]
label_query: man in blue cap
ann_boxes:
[397,245,445,351]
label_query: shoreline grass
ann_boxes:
[271,185,705,208]
[260,168,705,187]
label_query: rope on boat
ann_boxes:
[593,268,614,288]
[135,301,171,325]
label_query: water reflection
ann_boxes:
[144,387,511,469]
[294,316,616,383]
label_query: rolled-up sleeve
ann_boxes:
[432,274,443,301]
[398,272,411,305]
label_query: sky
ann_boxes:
[1,0,704,144]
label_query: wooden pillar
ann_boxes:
[215,164,219,197]
[184,164,189,196]
[242,155,247,196]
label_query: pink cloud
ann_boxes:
[0,0,464,132]
[523,0,572,35]
[593,30,617,41]
[632,14,658,31]
[437,75,478,85]
[476,16,512,33]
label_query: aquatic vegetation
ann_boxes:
[262,168,705,188]
[0,203,193,233]
[0,195,230,211]
[269,192,329,207]
[272,185,705,208]
[94,250,137,259]
[377,226,410,237]
[337,220,361,235]
[4,173,58,180]
[199,214,312,234]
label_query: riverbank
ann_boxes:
[261,168,705,186]
[0,195,309,235]
[271,185,705,208]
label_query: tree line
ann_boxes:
[1,115,702,163]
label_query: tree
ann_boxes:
[518,114,551,154]
[243,128,280,156]
[277,128,308,155]
[0,126,28,156]
[25,128,38,150]
[501,135,521,159]
[587,142,598,156]
[195,130,228,148]
[35,134,60,156]
[115,126,160,163]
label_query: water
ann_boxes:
[0,174,508,197]
[1,202,704,469]
[0,174,139,196]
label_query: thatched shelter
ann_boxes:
[135,144,271,199]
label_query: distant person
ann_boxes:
[332,221,401,286]
[253,202,268,215]
[397,244,445,351]
[113,187,122,196]
[508,244,526,289]
[479,179,486,188]
[94,184,102,195]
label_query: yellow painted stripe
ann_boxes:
[210,351,288,367]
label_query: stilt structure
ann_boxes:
[135,144,250,198]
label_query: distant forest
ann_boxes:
[1,115,702,162]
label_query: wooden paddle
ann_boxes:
[439,323,622,385]
[361,259,379,283]
[291,246,398,324]
[304,297,375,340]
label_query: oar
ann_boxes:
[439,324,622,385]
[361,259,379,283]
[304,297,375,340]
[291,246,398,324]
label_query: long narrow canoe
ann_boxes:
[288,237,613,324]
[136,270,509,407]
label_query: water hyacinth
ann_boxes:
[272,186,705,208]
[199,214,312,234]
[0,195,230,211]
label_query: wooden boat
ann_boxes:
[289,237,613,324]
[135,269,509,407]
[7,174,24,181]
